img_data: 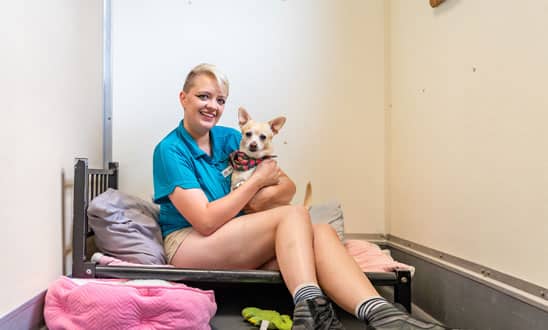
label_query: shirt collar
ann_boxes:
[177,120,221,161]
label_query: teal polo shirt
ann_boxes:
[153,120,241,237]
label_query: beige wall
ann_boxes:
[4,0,545,317]
[0,0,103,316]
[388,0,548,288]
[112,0,387,234]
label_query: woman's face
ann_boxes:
[180,74,227,137]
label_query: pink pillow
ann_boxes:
[44,276,216,330]
[345,240,415,275]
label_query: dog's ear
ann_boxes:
[238,107,251,127]
[269,116,286,134]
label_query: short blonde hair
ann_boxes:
[182,63,229,95]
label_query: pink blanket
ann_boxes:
[345,240,415,275]
[92,252,174,268]
[44,276,216,330]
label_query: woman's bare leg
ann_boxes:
[313,223,380,313]
[259,258,279,270]
[274,205,317,291]
[171,204,317,294]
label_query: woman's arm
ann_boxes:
[243,171,296,213]
[169,159,280,236]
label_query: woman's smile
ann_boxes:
[199,109,217,120]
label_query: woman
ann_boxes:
[153,63,449,329]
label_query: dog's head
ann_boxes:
[237,107,286,159]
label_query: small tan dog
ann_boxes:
[229,107,286,190]
[229,107,313,209]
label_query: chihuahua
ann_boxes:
[229,107,313,209]
[229,107,286,190]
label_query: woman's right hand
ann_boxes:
[251,159,281,188]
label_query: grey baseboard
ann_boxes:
[0,291,46,330]
[390,247,548,330]
[346,233,548,330]
[386,234,547,308]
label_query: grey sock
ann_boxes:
[355,296,391,321]
[293,284,323,305]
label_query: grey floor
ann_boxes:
[36,283,439,330]
[208,283,440,330]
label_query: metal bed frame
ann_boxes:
[72,158,412,312]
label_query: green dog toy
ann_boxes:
[241,307,293,330]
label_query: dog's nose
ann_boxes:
[249,142,258,152]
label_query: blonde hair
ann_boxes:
[182,63,229,95]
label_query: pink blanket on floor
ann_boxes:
[44,276,216,330]
[345,239,414,275]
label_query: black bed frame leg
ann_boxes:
[72,158,88,278]
[394,269,412,313]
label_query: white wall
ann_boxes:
[388,0,548,288]
[112,0,387,234]
[0,0,103,316]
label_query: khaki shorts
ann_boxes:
[163,227,193,264]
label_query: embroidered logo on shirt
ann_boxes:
[222,165,233,178]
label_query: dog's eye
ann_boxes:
[259,134,266,141]
[245,132,252,137]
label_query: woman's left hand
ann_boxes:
[243,171,296,213]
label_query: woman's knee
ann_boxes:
[312,222,338,239]
[293,204,310,218]
[282,204,311,225]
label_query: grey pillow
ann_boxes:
[87,188,166,265]
[309,201,345,241]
